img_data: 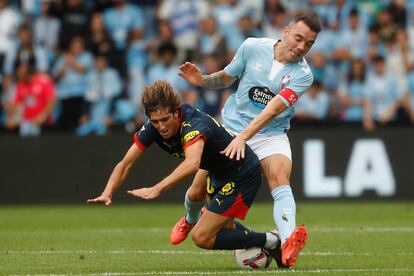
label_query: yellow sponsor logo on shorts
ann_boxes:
[219,182,235,196]
[183,130,200,143]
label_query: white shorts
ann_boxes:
[232,131,292,161]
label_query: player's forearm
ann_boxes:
[102,162,131,197]
[156,160,199,193]
[239,97,286,141]
[201,71,235,89]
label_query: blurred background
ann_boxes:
[0,0,413,203]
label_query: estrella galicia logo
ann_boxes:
[248,87,275,109]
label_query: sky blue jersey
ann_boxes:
[223,37,313,135]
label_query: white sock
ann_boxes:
[264,232,279,249]
[271,185,296,243]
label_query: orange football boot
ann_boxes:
[281,225,308,267]
[170,217,194,245]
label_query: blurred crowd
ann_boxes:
[1,0,414,137]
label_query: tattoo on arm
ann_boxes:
[201,71,228,89]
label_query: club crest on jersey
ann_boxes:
[248,86,275,109]
[280,75,291,90]
[219,182,235,196]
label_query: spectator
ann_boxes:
[147,42,196,105]
[0,0,22,64]
[363,55,405,130]
[3,24,49,113]
[145,19,179,63]
[308,51,338,93]
[56,0,91,50]
[363,25,387,66]
[197,54,232,119]
[6,63,55,137]
[263,6,287,39]
[376,8,399,45]
[226,14,263,59]
[0,0,22,120]
[337,9,368,60]
[103,0,145,50]
[3,25,49,78]
[85,12,118,71]
[20,0,43,17]
[123,27,149,129]
[33,0,61,64]
[76,55,122,136]
[386,28,414,92]
[194,15,227,63]
[338,59,366,122]
[294,80,330,122]
[211,0,242,41]
[389,0,407,28]
[158,0,209,61]
[52,36,94,130]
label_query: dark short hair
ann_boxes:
[157,42,177,56]
[142,80,181,117]
[312,79,322,88]
[291,11,322,33]
[373,55,385,64]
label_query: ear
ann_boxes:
[282,26,289,38]
[172,109,180,118]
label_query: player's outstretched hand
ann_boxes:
[87,194,112,206]
[127,186,162,200]
[178,62,203,86]
[220,136,246,161]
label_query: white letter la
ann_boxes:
[304,140,341,197]
[344,139,395,197]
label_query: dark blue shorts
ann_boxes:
[206,168,262,220]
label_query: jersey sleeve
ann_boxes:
[181,117,209,149]
[224,38,255,78]
[277,63,314,107]
[133,122,156,151]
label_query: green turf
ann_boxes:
[1,202,413,275]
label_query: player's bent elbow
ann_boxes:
[185,160,200,174]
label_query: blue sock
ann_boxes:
[213,228,266,250]
[234,221,251,233]
[184,190,206,225]
[271,185,296,243]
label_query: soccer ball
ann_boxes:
[233,247,272,269]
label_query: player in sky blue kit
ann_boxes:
[173,11,322,268]
[87,80,280,254]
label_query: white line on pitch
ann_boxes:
[2,250,413,256]
[2,226,414,234]
[11,268,414,276]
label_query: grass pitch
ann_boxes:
[1,202,413,275]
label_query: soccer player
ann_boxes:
[87,80,280,254]
[173,11,321,268]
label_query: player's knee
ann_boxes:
[191,230,214,249]
[187,187,206,202]
[267,173,290,188]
